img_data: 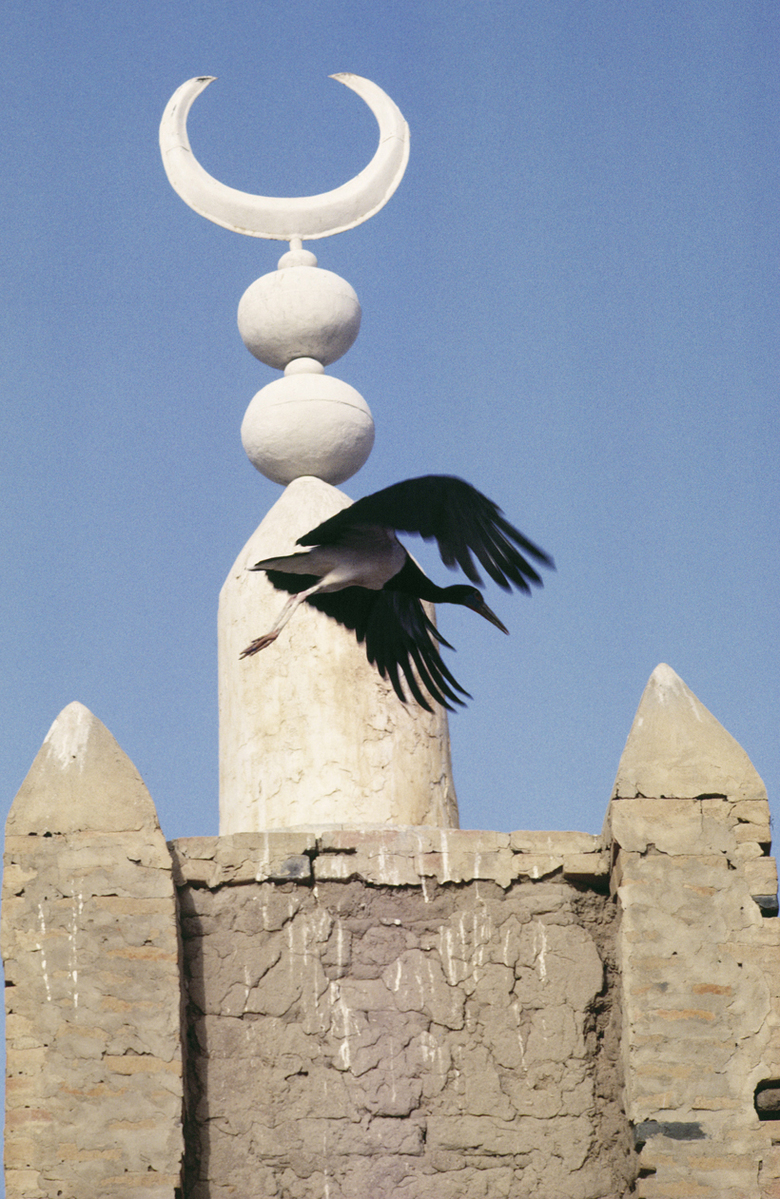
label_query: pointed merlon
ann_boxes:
[6,701,162,836]
[2,703,183,1195]
[612,664,766,800]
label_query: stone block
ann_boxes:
[731,799,772,826]
[4,1171,43,1199]
[733,821,771,844]
[608,798,734,856]
[510,829,602,854]
[436,846,515,887]
[511,853,562,879]
[314,849,420,886]
[318,827,442,855]
[732,840,764,861]
[744,857,778,896]
[563,851,608,881]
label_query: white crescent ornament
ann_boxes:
[159,73,410,241]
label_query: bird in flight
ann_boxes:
[241,475,553,711]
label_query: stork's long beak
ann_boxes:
[467,596,509,635]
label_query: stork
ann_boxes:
[241,475,553,711]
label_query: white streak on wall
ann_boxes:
[502,925,513,967]
[330,983,359,1071]
[534,921,548,981]
[438,928,457,985]
[335,920,347,972]
[512,1002,527,1070]
[36,903,52,1002]
[440,830,452,883]
[254,831,271,881]
[413,833,432,902]
[68,889,83,1008]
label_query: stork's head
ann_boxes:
[441,585,509,635]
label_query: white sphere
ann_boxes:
[241,368,375,485]
[237,266,361,370]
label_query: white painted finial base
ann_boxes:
[218,477,459,832]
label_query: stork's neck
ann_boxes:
[386,556,446,602]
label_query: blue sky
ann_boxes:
[2,0,778,850]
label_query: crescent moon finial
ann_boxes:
[159,73,410,241]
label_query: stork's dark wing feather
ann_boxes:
[263,569,468,712]
[360,591,469,712]
[297,475,554,592]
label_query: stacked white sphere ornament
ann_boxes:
[161,71,460,834]
[238,244,374,485]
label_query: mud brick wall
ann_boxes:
[606,794,780,1199]
[6,701,780,1199]
[170,827,634,1199]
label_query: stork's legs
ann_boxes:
[240,587,314,659]
[240,630,281,657]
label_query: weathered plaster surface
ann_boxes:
[170,829,629,1199]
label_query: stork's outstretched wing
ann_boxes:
[264,569,468,712]
[297,475,554,592]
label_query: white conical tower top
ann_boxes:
[219,477,458,831]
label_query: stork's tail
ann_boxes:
[250,552,316,575]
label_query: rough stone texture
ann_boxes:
[170,829,632,1199]
[2,703,183,1199]
[612,663,767,801]
[4,668,778,1199]
[170,826,606,893]
[218,476,459,833]
[605,667,780,1198]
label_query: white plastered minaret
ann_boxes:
[160,73,459,832]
